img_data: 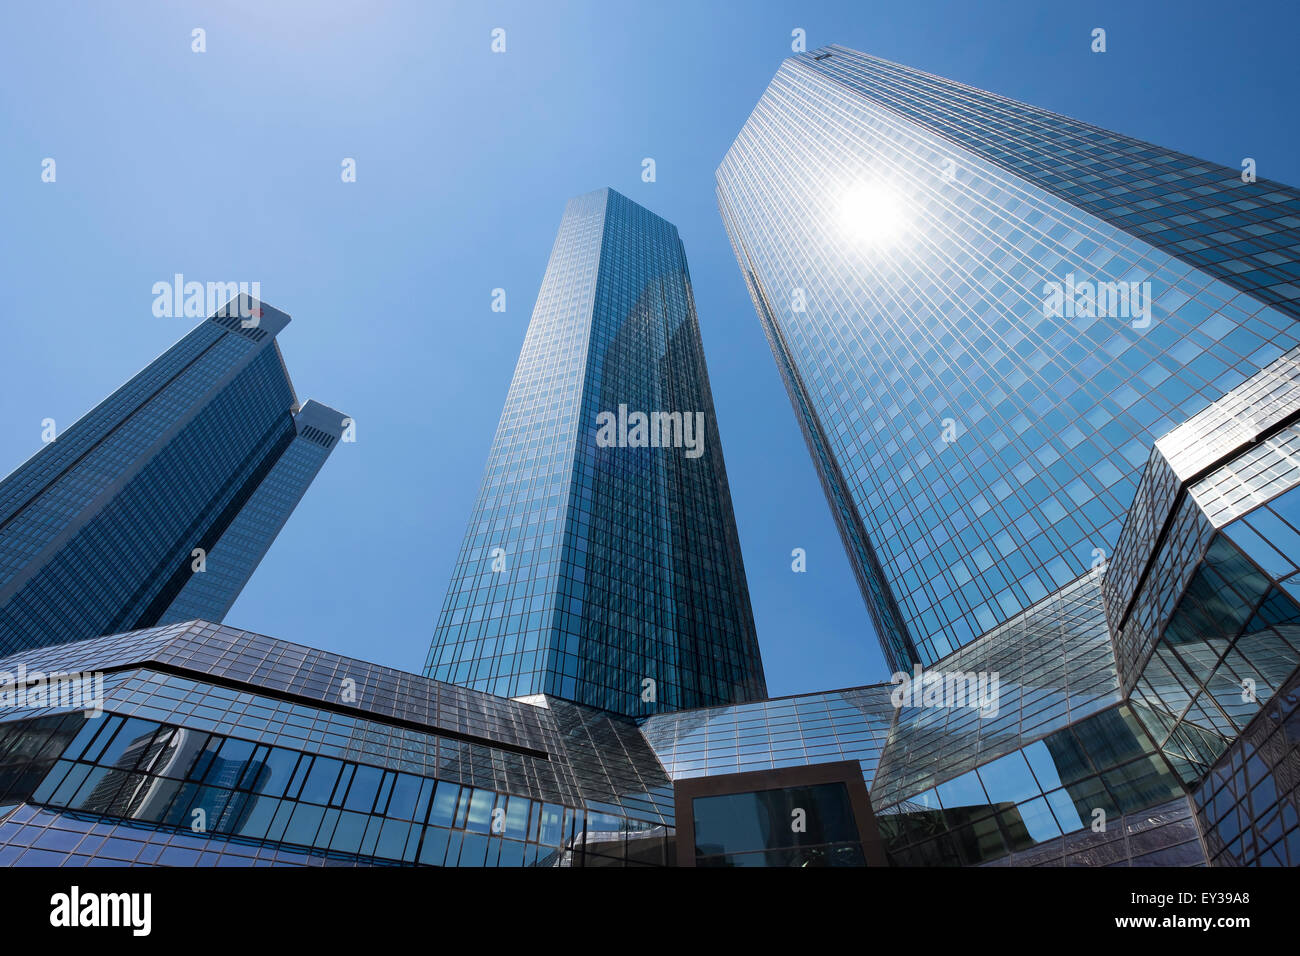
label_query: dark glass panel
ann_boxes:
[692,782,859,858]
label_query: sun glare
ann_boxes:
[839,181,907,245]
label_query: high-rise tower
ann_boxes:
[718,45,1300,669]
[426,188,766,716]
[0,296,348,655]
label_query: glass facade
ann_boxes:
[159,401,346,627]
[1097,354,1300,784]
[983,795,1205,868]
[0,621,676,867]
[877,706,1194,866]
[0,713,643,868]
[1105,346,1300,690]
[640,568,1200,865]
[426,188,766,716]
[804,49,1300,321]
[0,614,1213,868]
[0,297,346,656]
[1127,528,1300,784]
[692,782,864,867]
[870,571,1121,806]
[718,45,1300,669]
[1193,666,1300,867]
[640,686,896,784]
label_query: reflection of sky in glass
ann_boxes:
[880,704,1184,862]
[719,48,1300,668]
[640,686,896,784]
[426,188,765,715]
[936,769,986,809]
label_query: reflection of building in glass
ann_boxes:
[0,622,677,867]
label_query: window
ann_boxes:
[673,761,884,867]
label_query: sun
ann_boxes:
[838,180,907,246]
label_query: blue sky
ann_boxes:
[1,0,1297,696]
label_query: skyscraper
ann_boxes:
[717,44,1300,669]
[426,188,766,716]
[0,296,348,656]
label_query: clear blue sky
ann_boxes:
[2,0,1297,696]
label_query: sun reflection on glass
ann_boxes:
[838,181,907,246]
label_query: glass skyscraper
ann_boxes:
[717,45,1300,669]
[425,188,766,716]
[0,297,347,657]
